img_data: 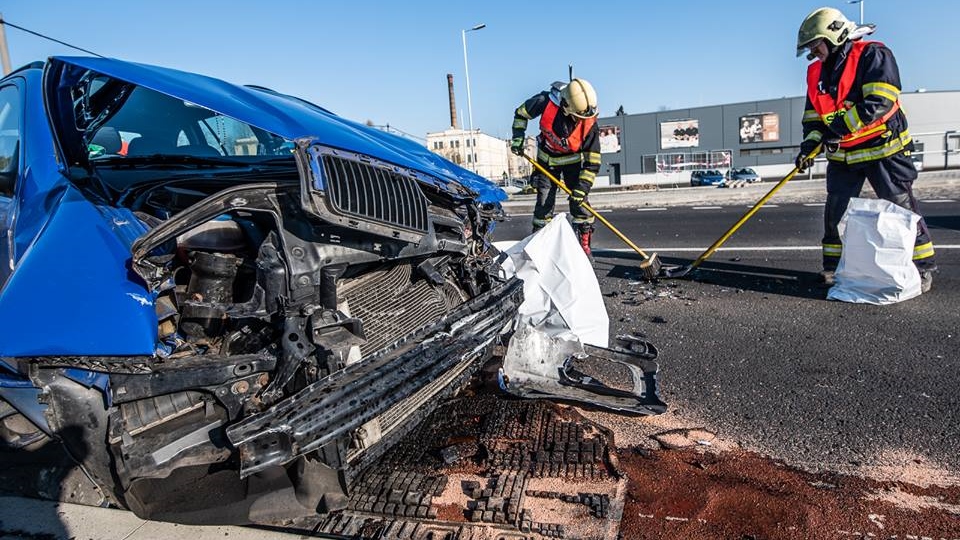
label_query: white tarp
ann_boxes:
[827,197,922,304]
[498,214,609,347]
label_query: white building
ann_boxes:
[426,128,515,183]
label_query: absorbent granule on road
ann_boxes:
[617,447,960,540]
[313,394,624,540]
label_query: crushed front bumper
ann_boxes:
[226,277,523,478]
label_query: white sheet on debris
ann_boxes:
[498,214,609,347]
[827,197,922,304]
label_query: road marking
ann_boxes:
[600,245,960,253]
[921,199,955,203]
[636,207,668,212]
[746,204,778,208]
[692,206,722,210]
[510,213,533,216]
[803,203,825,207]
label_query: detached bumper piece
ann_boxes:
[226,277,523,478]
[557,345,667,415]
[499,325,667,416]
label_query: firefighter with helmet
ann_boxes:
[511,78,601,259]
[795,7,936,290]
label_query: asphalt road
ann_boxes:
[493,187,960,482]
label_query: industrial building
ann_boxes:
[425,71,958,189]
[593,90,960,187]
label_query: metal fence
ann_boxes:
[642,150,733,174]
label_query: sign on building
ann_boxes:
[600,125,621,153]
[738,113,780,143]
[660,119,699,149]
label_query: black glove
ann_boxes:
[795,140,820,172]
[510,137,524,156]
[823,136,841,154]
[569,188,587,206]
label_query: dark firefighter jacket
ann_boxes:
[801,40,912,165]
[513,91,601,187]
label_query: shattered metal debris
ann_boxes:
[314,395,621,539]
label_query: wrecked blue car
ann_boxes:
[0,57,521,524]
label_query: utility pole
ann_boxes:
[847,0,864,24]
[0,14,12,76]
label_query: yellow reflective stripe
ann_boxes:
[579,170,596,184]
[585,152,602,165]
[532,217,552,226]
[843,124,888,145]
[516,104,532,120]
[844,106,865,133]
[863,82,900,102]
[823,243,843,256]
[841,130,912,164]
[803,109,821,122]
[805,130,823,143]
[913,242,935,260]
[537,148,582,166]
[512,118,528,130]
[572,215,595,224]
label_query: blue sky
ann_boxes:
[3,1,957,141]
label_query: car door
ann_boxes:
[0,81,22,290]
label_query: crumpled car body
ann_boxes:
[0,57,521,525]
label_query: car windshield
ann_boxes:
[88,85,294,163]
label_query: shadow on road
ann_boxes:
[0,426,89,539]
[924,214,960,232]
[599,253,827,300]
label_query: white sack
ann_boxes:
[499,215,609,347]
[827,197,922,304]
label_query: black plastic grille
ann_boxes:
[322,154,429,233]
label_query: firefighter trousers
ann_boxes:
[823,151,936,271]
[531,162,594,232]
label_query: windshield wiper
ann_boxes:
[92,154,245,168]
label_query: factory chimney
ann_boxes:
[447,74,458,129]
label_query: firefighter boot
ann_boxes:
[577,224,594,262]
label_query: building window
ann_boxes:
[466,139,471,148]
[467,154,472,163]
[455,140,460,148]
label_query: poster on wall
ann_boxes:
[600,125,621,153]
[739,113,780,143]
[660,119,699,149]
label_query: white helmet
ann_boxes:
[796,7,857,57]
[560,78,598,119]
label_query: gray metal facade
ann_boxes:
[598,90,960,179]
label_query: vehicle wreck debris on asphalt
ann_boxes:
[497,218,667,416]
[0,57,523,525]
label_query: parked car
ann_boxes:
[727,167,762,183]
[0,57,523,524]
[690,169,725,186]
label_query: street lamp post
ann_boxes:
[462,23,485,171]
[847,0,864,24]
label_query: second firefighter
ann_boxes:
[511,78,601,258]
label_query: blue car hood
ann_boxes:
[43,56,505,203]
